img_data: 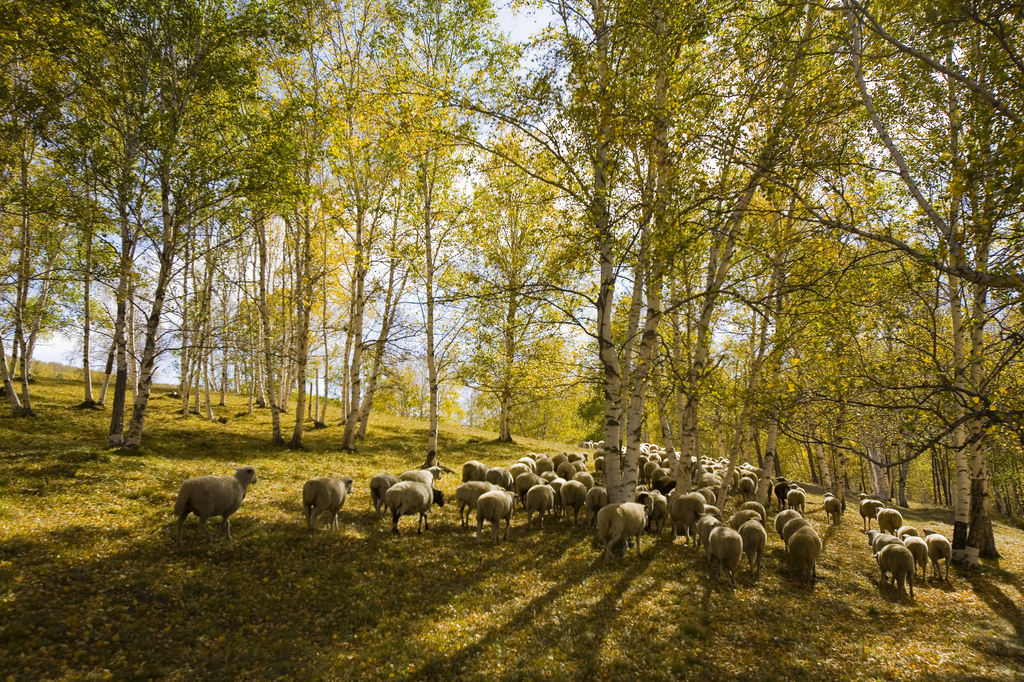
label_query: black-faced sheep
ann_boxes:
[302,477,353,531]
[596,502,648,561]
[174,466,257,546]
[707,525,743,586]
[774,478,790,510]
[385,481,445,535]
[876,542,915,598]
[369,473,400,520]
[476,490,515,545]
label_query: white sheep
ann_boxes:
[859,498,884,531]
[648,491,670,535]
[696,514,724,555]
[385,481,445,535]
[728,509,762,531]
[903,535,928,580]
[455,481,501,528]
[823,496,842,525]
[875,542,915,598]
[476,490,515,545]
[525,484,555,529]
[556,461,576,480]
[174,466,257,546]
[782,517,812,549]
[585,486,608,530]
[786,488,806,514]
[548,477,567,519]
[787,526,822,586]
[302,477,353,531]
[774,509,802,539]
[739,501,766,524]
[897,525,920,539]
[596,502,648,561]
[707,525,743,586]
[738,475,756,502]
[462,460,488,483]
[509,462,531,482]
[400,467,443,488]
[926,533,952,582]
[738,519,767,578]
[560,480,588,525]
[485,466,514,492]
[369,473,400,520]
[669,492,705,544]
[572,471,595,490]
[867,529,904,555]
[515,472,543,507]
[535,457,555,475]
[876,508,904,535]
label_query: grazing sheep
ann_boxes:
[476,490,515,545]
[696,514,724,554]
[556,461,576,480]
[738,476,756,501]
[652,478,677,495]
[548,478,567,519]
[517,457,537,473]
[596,502,648,561]
[897,525,920,539]
[385,481,445,535]
[859,498,884,531]
[648,491,670,535]
[462,460,489,483]
[643,460,661,486]
[400,467,443,488]
[552,453,569,468]
[515,472,543,506]
[455,481,501,528]
[174,466,257,546]
[783,517,813,549]
[876,508,904,535]
[485,467,514,492]
[739,501,766,524]
[594,456,605,480]
[560,480,588,525]
[786,488,806,514]
[669,493,705,544]
[876,543,915,598]
[525,484,555,529]
[701,506,723,522]
[739,519,767,578]
[774,478,790,510]
[302,477,353,531]
[697,487,716,505]
[572,460,586,474]
[788,526,822,585]
[369,473,400,520]
[926,533,952,582]
[729,509,762,531]
[586,486,608,530]
[867,529,905,554]
[572,471,595,490]
[707,526,743,586]
[903,535,928,580]
[774,510,802,538]
[509,462,531,482]
[823,495,842,525]
[535,458,555,475]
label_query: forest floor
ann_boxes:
[1,378,1022,682]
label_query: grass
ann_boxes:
[1,378,1023,681]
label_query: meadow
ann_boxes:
[1,378,1022,681]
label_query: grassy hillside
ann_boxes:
[1,378,1022,681]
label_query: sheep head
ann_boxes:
[432,489,445,508]
[235,466,257,485]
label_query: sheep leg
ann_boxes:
[492,521,500,545]
[634,531,643,558]
[329,511,339,530]
[391,509,401,535]
[198,515,215,542]
[503,516,510,542]
[218,516,232,540]
[476,517,484,544]
[175,513,189,546]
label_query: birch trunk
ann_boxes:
[290,208,315,449]
[341,205,367,450]
[82,206,95,405]
[256,215,284,445]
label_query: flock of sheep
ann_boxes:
[171,444,955,597]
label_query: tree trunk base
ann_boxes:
[313,421,327,430]
[497,434,515,444]
[13,406,36,418]
[75,400,101,410]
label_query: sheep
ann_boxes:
[648,491,670,535]
[525,484,555,529]
[867,529,904,555]
[572,471,595,490]
[302,477,353,531]
[385,481,445,535]
[560,480,588,525]
[517,457,537,473]
[876,542,915,598]
[547,477,567,518]
[696,514,724,554]
[540,470,557,484]
[903,535,928,580]
[701,506,723,522]
[556,461,576,480]
[369,473,400,520]
[774,478,790,510]
[876,508,904,535]
[926,533,952,582]
[668,493,705,544]
[596,502,648,561]
[786,488,806,514]
[774,509,802,538]
[897,525,920,539]
[783,517,813,549]
[594,455,605,480]
[552,453,569,469]
[697,487,716,505]
[585,486,608,530]
[738,519,767,578]
[652,477,677,496]
[535,458,554,475]
[572,460,586,474]
[455,481,502,528]
[729,509,762,531]
[707,526,743,586]
[788,526,822,585]
[859,498,884,531]
[509,462,531,482]
[643,460,660,486]
[174,466,257,546]
[823,495,842,525]
[738,476,756,502]
[514,472,543,506]
[739,501,766,523]
[400,467,442,488]
[462,460,489,483]
[485,467,514,492]
[476,490,515,545]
